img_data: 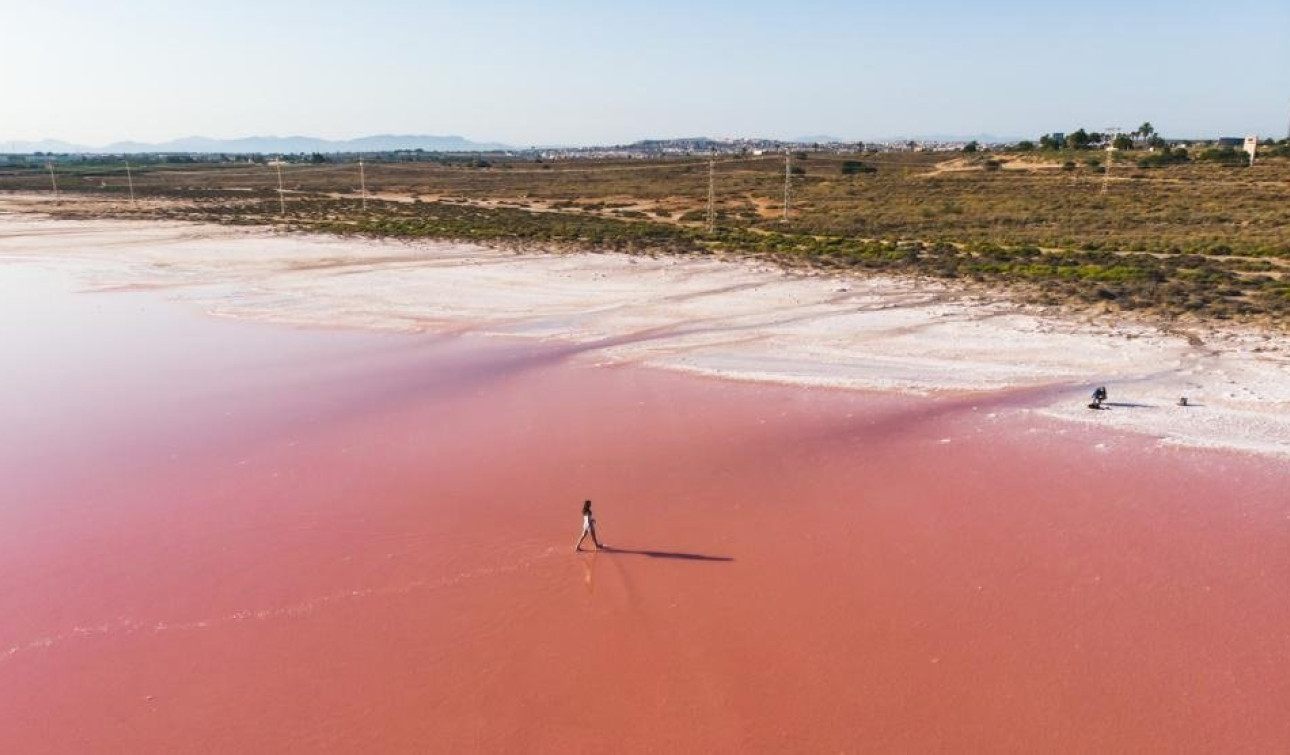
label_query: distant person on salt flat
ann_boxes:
[1090,386,1108,410]
[575,499,604,552]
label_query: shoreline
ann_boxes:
[2,200,1289,457]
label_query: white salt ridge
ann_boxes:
[2,211,1288,457]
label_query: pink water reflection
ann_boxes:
[2,263,1288,752]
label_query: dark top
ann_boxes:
[582,501,593,516]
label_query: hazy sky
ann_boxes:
[3,0,1288,145]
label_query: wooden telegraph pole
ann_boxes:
[47,160,59,200]
[706,152,715,233]
[782,151,791,222]
[125,160,136,203]
[1102,127,1120,195]
[275,160,286,217]
[359,157,368,211]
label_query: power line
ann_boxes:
[435,155,778,176]
[157,163,351,179]
[125,160,135,203]
[1102,126,1120,194]
[273,160,286,217]
[706,152,715,233]
[782,152,791,223]
[359,158,368,211]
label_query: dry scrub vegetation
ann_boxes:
[5,149,1290,324]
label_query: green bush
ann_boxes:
[840,160,876,175]
[1195,147,1246,165]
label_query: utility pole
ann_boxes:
[359,157,368,211]
[124,160,135,203]
[706,152,715,233]
[1101,126,1120,195]
[47,160,59,200]
[1101,145,1113,194]
[274,159,286,217]
[782,151,791,223]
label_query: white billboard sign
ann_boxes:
[1244,135,1258,165]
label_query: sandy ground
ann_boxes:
[2,198,1289,457]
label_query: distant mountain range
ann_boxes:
[791,135,850,144]
[0,134,511,154]
[793,133,1027,144]
[876,133,1027,144]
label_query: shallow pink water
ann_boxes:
[2,262,1289,752]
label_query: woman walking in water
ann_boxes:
[575,500,604,552]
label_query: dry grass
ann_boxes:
[5,150,1290,324]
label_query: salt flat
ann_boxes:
[3,208,1288,456]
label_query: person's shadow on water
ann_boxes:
[580,547,733,594]
[597,546,734,562]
